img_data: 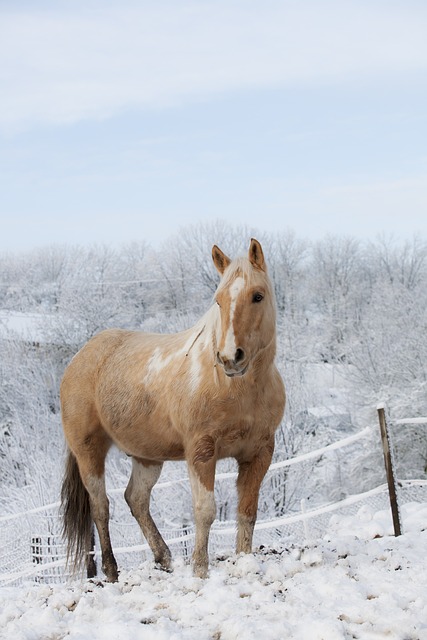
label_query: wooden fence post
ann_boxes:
[377,404,402,536]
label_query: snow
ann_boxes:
[0,312,46,341]
[1,503,426,640]
[0,311,61,346]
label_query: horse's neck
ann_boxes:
[252,333,277,374]
[197,303,221,350]
[182,304,218,360]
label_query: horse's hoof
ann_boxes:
[103,565,119,583]
[154,549,172,573]
[192,564,209,579]
[155,562,173,574]
[106,573,119,583]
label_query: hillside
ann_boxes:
[1,503,426,639]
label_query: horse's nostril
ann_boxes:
[235,348,245,364]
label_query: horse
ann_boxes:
[60,238,286,581]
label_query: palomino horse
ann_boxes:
[60,238,285,580]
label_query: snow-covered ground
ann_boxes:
[1,503,426,640]
[0,311,47,342]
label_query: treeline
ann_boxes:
[1,221,426,403]
[1,221,426,509]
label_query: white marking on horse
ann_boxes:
[144,345,185,383]
[146,347,169,375]
[127,459,161,499]
[223,276,245,359]
[188,467,216,576]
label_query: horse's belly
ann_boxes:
[104,418,186,462]
[96,389,185,462]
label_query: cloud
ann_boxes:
[1,1,427,131]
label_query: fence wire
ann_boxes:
[1,425,426,588]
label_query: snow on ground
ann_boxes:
[1,503,426,640]
[0,312,46,342]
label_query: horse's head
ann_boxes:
[212,238,276,378]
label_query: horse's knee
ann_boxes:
[194,487,216,526]
[124,484,139,515]
[188,460,216,523]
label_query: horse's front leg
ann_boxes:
[236,443,274,554]
[187,436,217,578]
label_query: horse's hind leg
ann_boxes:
[125,458,172,571]
[75,432,119,582]
[85,474,118,582]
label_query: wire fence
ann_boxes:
[1,421,426,588]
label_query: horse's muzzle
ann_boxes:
[216,350,249,377]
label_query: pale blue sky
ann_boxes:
[1,1,426,252]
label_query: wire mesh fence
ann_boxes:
[1,424,426,588]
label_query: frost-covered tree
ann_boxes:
[46,245,127,348]
[348,237,427,418]
[116,240,152,325]
[0,338,63,500]
[1,224,426,518]
[310,235,365,362]
[374,234,427,290]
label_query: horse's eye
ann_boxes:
[252,292,264,303]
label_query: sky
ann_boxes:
[1,0,427,253]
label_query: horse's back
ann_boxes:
[62,327,171,383]
[61,329,131,393]
[60,328,187,459]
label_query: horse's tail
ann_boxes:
[61,449,95,577]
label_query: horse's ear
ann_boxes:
[212,245,231,275]
[249,238,266,271]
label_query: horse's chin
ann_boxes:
[223,363,249,378]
